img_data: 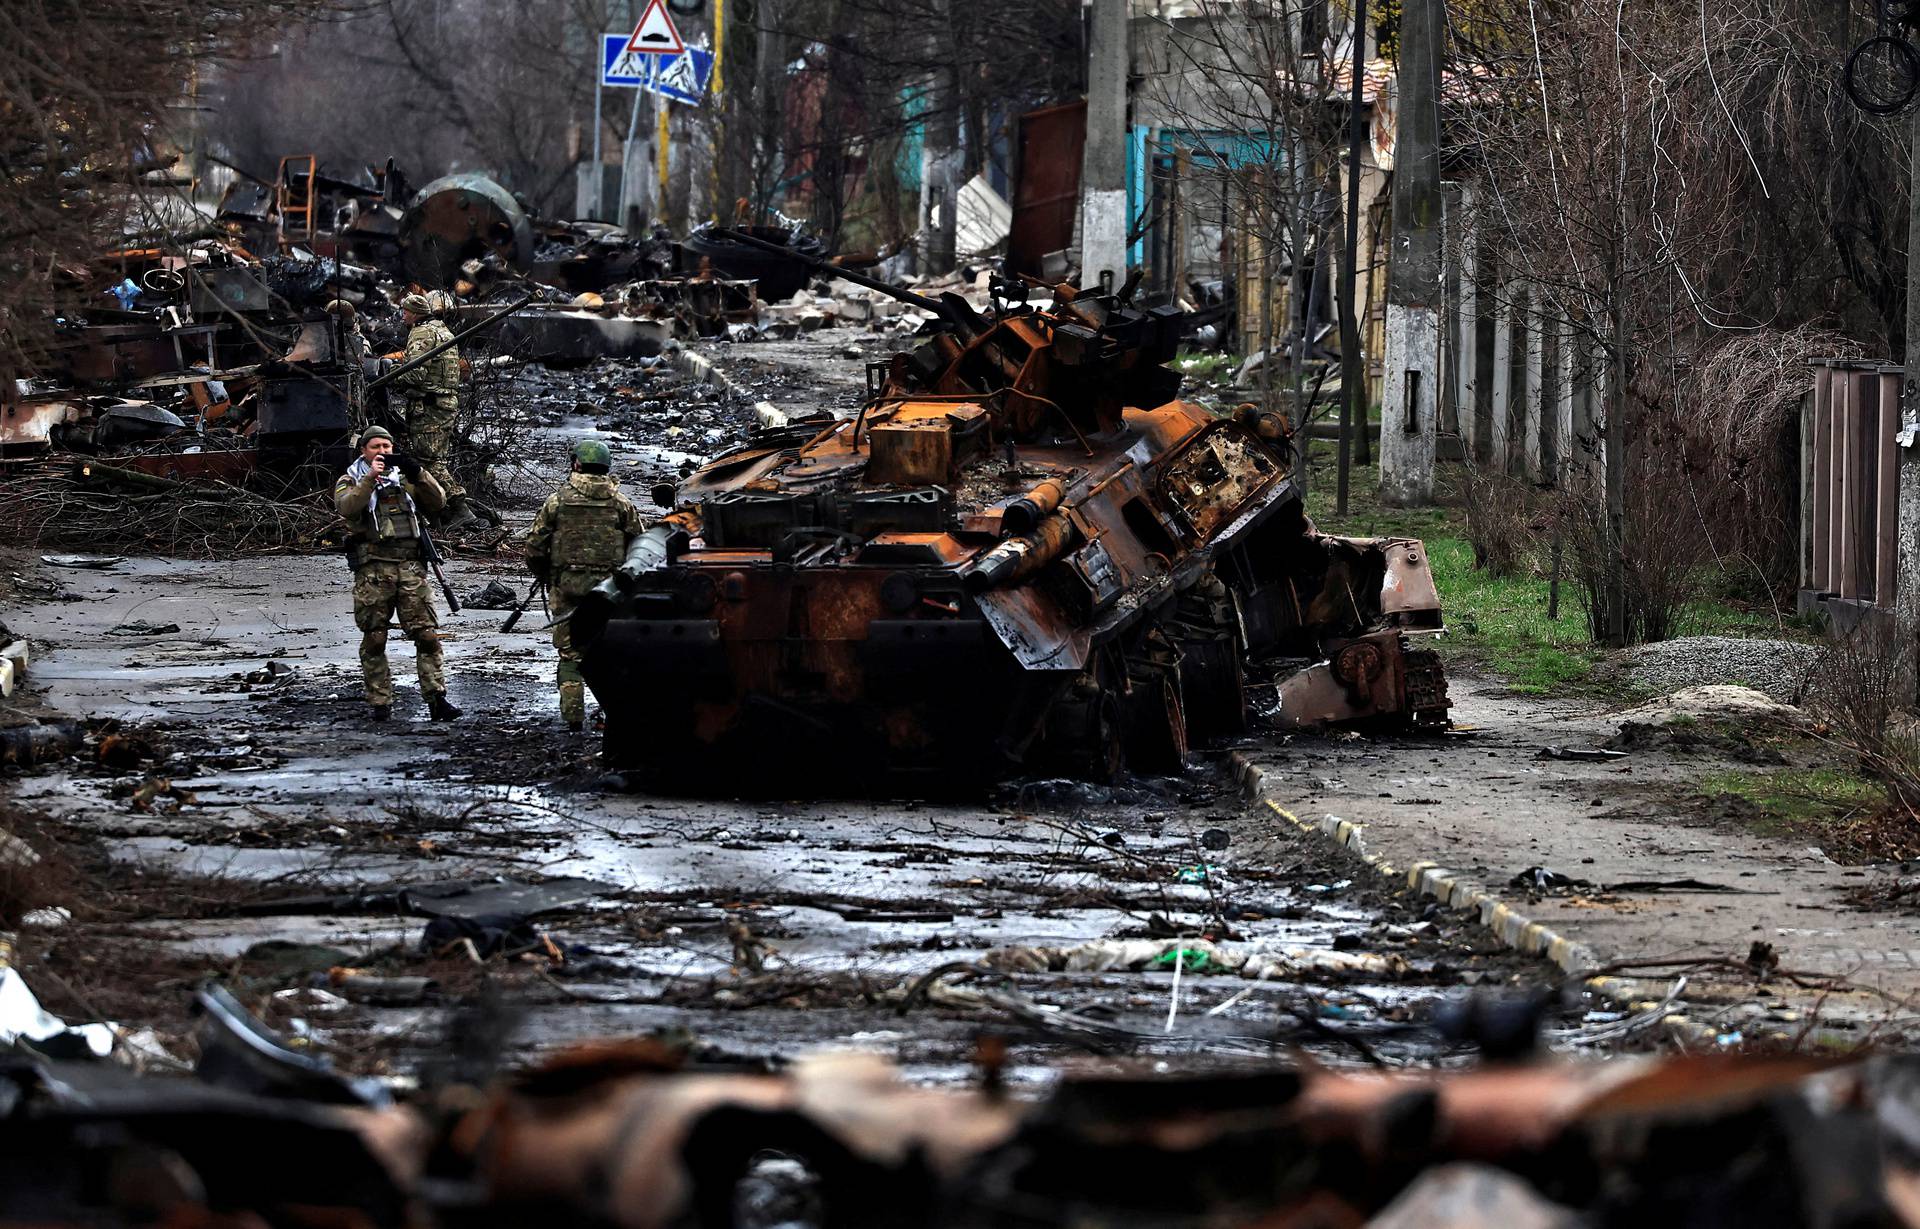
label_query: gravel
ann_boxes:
[1618,636,1821,703]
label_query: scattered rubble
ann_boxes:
[0,157,866,562]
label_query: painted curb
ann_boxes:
[1228,750,1724,1048]
[671,345,787,429]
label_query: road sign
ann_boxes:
[601,34,714,105]
[625,0,686,56]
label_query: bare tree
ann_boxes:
[1448,0,1904,643]
[212,0,619,215]
[1138,0,1365,495]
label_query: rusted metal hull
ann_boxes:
[399,173,532,289]
[578,478,1449,781]
[583,563,1034,779]
[576,267,1449,786]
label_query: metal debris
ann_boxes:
[574,237,1451,783]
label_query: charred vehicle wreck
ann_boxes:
[573,238,1449,782]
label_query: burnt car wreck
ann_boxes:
[574,235,1449,782]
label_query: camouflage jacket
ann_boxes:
[393,320,459,401]
[334,458,447,565]
[525,473,644,580]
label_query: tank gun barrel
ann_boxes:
[568,523,692,650]
[706,228,954,320]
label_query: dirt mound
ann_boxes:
[1616,684,1807,726]
[1608,686,1803,764]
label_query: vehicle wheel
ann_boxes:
[1037,665,1124,783]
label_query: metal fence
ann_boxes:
[1801,359,1902,619]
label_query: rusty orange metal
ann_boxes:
[575,268,1449,783]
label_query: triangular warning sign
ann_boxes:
[625,0,685,56]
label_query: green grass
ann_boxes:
[1174,350,1237,383]
[1300,460,1605,691]
[1699,767,1884,828]
[1298,459,1802,694]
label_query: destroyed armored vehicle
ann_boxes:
[573,240,1448,782]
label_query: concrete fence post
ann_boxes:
[1488,286,1512,475]
[1523,286,1545,483]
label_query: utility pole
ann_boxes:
[1379,0,1441,507]
[1079,0,1128,289]
[1335,0,1366,516]
[585,20,605,221]
[1893,101,1920,694]
[919,0,960,275]
[752,0,782,220]
[618,81,650,230]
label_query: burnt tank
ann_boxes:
[573,239,1450,783]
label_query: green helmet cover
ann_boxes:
[572,439,613,468]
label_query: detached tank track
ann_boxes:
[1406,646,1452,728]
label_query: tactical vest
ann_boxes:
[551,477,627,573]
[348,481,421,566]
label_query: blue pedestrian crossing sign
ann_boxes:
[601,33,713,106]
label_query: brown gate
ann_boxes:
[1803,360,1901,620]
[1007,100,1086,277]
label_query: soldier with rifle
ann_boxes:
[333,426,463,723]
[524,439,644,733]
[393,292,478,532]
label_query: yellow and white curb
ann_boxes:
[672,346,787,428]
[1229,750,1724,1048]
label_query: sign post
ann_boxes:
[601,34,716,106]
[600,1,712,230]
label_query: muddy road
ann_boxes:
[0,338,1605,1085]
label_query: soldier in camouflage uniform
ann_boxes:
[524,439,644,732]
[333,426,463,722]
[393,292,477,531]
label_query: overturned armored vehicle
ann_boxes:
[573,250,1448,782]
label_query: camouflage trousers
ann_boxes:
[550,572,601,724]
[405,397,465,501]
[352,559,444,706]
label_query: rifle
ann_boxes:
[366,291,538,394]
[500,581,546,633]
[418,522,462,614]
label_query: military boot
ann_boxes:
[439,496,480,532]
[426,693,463,721]
[371,704,390,721]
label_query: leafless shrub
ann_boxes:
[1459,463,1539,578]
[1804,622,1920,818]
[455,341,544,505]
[1681,327,1864,596]
[0,462,336,558]
[1557,422,1712,644]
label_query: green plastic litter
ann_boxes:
[1149,947,1215,973]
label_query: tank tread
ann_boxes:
[1406,646,1452,728]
